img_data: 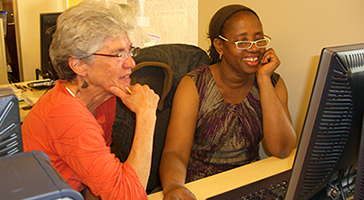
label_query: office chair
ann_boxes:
[112,43,209,194]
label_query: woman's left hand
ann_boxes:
[257,48,281,77]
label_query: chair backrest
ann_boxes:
[112,43,208,193]
[133,43,209,110]
[131,61,173,111]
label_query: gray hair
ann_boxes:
[49,0,135,81]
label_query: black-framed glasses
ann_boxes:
[218,35,271,50]
[93,46,140,60]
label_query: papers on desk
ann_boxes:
[0,85,18,93]
[0,85,34,106]
[20,92,34,106]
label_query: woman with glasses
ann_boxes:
[21,1,159,199]
[159,4,296,199]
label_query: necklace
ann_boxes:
[65,87,76,97]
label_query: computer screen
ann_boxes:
[39,12,61,80]
[286,43,364,199]
[354,122,364,199]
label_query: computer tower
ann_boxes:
[0,88,23,157]
[0,150,84,200]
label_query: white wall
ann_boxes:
[0,18,8,84]
[13,0,65,81]
[134,0,198,46]
[198,0,364,140]
[14,0,198,82]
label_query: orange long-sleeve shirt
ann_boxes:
[21,80,147,199]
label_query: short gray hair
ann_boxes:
[49,0,135,81]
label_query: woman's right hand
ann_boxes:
[163,184,197,200]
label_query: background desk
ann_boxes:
[0,81,46,122]
[148,149,296,200]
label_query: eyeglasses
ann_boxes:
[218,35,271,50]
[93,46,140,60]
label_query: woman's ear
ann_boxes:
[213,37,223,56]
[68,57,87,76]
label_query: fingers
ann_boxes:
[110,84,159,114]
[109,86,129,99]
[261,48,280,66]
[257,48,280,77]
[163,185,197,200]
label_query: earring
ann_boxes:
[219,53,223,60]
[81,80,89,88]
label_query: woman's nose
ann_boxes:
[123,55,136,69]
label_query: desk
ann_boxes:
[0,81,47,122]
[1,81,296,199]
[147,149,296,200]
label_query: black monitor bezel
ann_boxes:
[40,12,61,80]
[286,43,364,199]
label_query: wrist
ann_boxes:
[256,73,272,86]
[163,183,184,195]
[136,110,156,120]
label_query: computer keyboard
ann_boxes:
[207,169,292,200]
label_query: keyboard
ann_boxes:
[206,169,292,200]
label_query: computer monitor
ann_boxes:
[285,43,364,199]
[39,12,61,80]
[354,121,364,199]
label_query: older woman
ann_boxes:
[21,0,159,199]
[159,4,296,200]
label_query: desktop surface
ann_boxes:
[147,149,296,200]
[0,81,48,122]
[207,169,292,200]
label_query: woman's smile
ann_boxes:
[242,56,260,66]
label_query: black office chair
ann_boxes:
[111,43,209,194]
[134,43,210,110]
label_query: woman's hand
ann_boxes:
[163,184,197,200]
[257,48,281,78]
[109,83,159,115]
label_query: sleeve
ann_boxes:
[271,72,280,87]
[48,103,147,200]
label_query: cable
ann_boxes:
[346,165,355,193]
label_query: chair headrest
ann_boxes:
[133,44,209,96]
[131,61,173,111]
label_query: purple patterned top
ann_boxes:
[185,65,279,182]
